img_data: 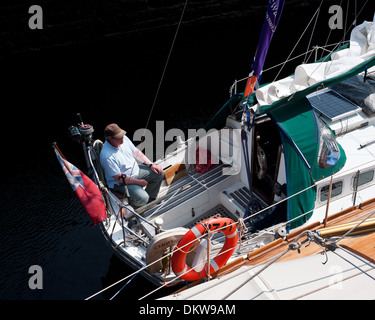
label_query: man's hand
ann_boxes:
[136,179,148,188]
[150,164,163,175]
[133,149,163,175]
[113,174,148,187]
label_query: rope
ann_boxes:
[237,218,248,251]
[222,237,301,300]
[139,225,241,300]
[86,154,375,300]
[90,158,373,298]
[331,209,375,244]
[83,0,375,300]
[85,218,240,300]
[84,219,215,300]
[220,219,375,300]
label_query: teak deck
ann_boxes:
[215,197,375,279]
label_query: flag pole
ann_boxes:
[52,142,66,160]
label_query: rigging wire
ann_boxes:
[221,238,296,300]
[331,209,375,244]
[89,130,375,299]
[204,216,375,300]
[319,0,343,60]
[274,0,368,85]
[230,41,349,90]
[284,0,369,103]
[120,0,189,180]
[86,1,375,300]
[143,0,189,135]
[86,155,375,300]
[333,245,375,281]
[109,272,139,300]
[273,1,323,82]
[143,157,375,299]
[322,0,368,72]
[303,0,323,64]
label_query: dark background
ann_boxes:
[0,0,372,301]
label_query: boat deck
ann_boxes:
[167,197,375,300]
[215,197,375,279]
[141,162,238,217]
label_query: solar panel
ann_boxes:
[307,89,362,122]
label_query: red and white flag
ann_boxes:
[54,145,107,225]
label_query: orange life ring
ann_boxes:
[171,217,238,281]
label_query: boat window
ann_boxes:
[320,181,343,202]
[353,170,374,188]
[316,117,340,169]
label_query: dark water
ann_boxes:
[1,0,372,302]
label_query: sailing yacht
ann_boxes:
[56,0,375,298]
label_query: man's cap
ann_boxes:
[104,123,126,139]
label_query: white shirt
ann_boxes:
[100,136,140,188]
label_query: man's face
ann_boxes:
[109,136,124,148]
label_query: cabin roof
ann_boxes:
[256,18,375,115]
[337,122,375,175]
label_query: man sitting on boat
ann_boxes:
[100,123,164,208]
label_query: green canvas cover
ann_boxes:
[270,97,346,229]
[257,50,375,229]
[203,45,375,230]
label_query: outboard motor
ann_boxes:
[68,113,94,143]
[68,113,95,171]
[67,125,82,142]
[78,123,94,137]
